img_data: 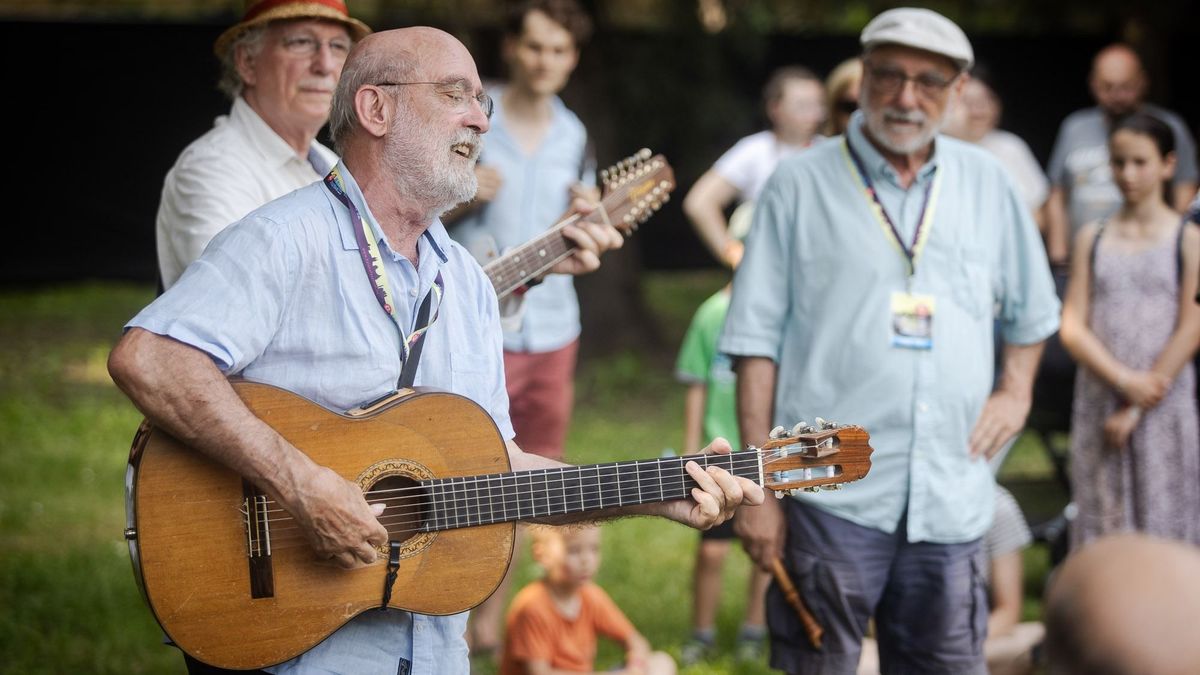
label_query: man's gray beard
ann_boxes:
[385,113,479,217]
[864,106,945,156]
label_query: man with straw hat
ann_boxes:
[156,0,370,289]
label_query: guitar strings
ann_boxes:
[243,454,769,537]
[237,453,833,552]
[239,450,807,523]
[242,453,768,521]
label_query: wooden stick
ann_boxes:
[771,557,823,650]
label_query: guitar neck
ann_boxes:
[418,451,762,532]
[483,222,578,298]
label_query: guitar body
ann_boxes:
[127,381,514,670]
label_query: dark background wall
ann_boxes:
[3,19,1197,283]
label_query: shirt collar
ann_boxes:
[330,161,450,266]
[230,96,311,170]
[846,111,940,187]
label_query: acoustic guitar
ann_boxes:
[482,148,675,299]
[123,381,872,670]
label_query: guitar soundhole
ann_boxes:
[370,475,427,546]
[359,459,437,559]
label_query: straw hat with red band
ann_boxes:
[213,0,372,58]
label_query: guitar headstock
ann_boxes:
[758,419,873,495]
[598,148,676,233]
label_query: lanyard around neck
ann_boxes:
[323,166,444,387]
[842,138,942,278]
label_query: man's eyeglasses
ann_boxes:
[281,35,352,59]
[374,80,494,119]
[866,65,956,99]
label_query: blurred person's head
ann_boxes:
[1108,112,1176,206]
[824,58,863,136]
[858,8,972,157]
[1090,44,1147,119]
[503,0,592,98]
[329,27,489,218]
[1044,534,1200,675]
[531,525,602,592]
[763,66,826,145]
[216,1,370,144]
[945,66,1001,143]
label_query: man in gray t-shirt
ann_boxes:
[1045,43,1198,264]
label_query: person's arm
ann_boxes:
[1044,186,1071,266]
[1149,224,1200,380]
[619,631,653,675]
[988,549,1024,638]
[682,170,742,267]
[1059,224,1169,408]
[1172,182,1199,213]
[107,329,388,568]
[731,356,785,571]
[969,340,1044,459]
[682,383,706,456]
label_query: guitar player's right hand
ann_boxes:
[734,492,786,571]
[290,465,389,569]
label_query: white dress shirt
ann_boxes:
[155,96,337,289]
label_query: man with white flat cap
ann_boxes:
[723,8,1059,673]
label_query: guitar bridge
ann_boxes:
[243,480,275,599]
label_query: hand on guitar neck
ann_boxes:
[542,191,625,277]
[507,435,763,531]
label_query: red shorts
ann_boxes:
[503,340,579,461]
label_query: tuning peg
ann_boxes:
[775,491,786,499]
[816,417,838,430]
[791,422,808,436]
[803,486,821,493]
[825,484,842,490]
[768,425,788,440]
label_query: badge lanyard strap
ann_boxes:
[324,166,444,385]
[842,139,942,284]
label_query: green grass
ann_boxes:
[0,274,1059,674]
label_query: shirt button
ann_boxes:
[410,289,419,297]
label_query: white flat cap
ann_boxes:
[860,7,974,71]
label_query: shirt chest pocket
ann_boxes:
[950,248,994,320]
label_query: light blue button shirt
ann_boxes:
[129,163,513,674]
[449,84,593,353]
[719,113,1060,544]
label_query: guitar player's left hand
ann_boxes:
[548,196,624,277]
[661,438,766,530]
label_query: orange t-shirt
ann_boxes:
[498,580,636,674]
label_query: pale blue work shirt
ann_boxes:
[449,84,594,353]
[719,113,1060,544]
[128,162,514,674]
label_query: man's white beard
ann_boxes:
[385,107,480,217]
[864,105,946,155]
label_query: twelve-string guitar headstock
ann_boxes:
[598,148,675,233]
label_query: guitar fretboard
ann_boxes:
[483,226,577,298]
[417,451,761,532]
